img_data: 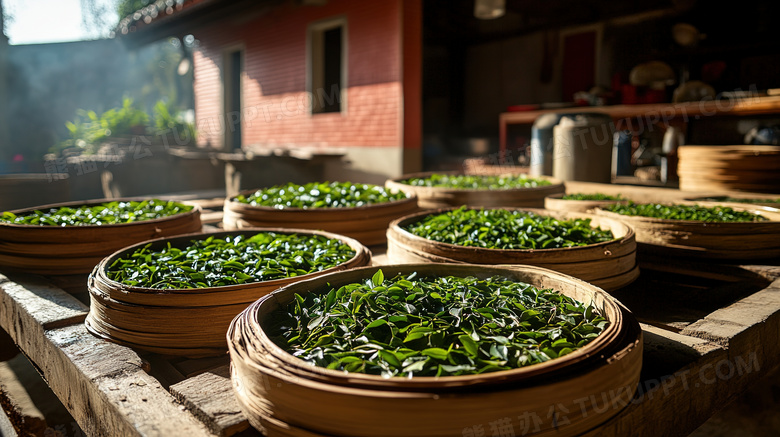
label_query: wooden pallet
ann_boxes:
[2,188,780,436]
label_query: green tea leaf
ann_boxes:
[459,334,479,356]
[233,181,408,209]
[0,199,193,226]
[371,269,385,288]
[404,207,614,250]
[401,174,551,190]
[268,273,609,378]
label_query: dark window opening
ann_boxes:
[225,49,242,149]
[311,22,344,114]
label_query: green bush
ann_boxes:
[52,98,196,155]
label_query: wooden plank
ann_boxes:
[680,280,780,391]
[499,95,780,126]
[0,273,88,329]
[582,324,731,437]
[587,277,780,437]
[170,365,254,437]
[43,324,214,436]
[0,359,47,436]
[0,273,88,356]
[0,404,18,437]
[0,272,214,437]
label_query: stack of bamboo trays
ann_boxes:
[385,171,565,209]
[678,145,780,193]
[594,203,780,259]
[228,264,643,437]
[222,190,419,246]
[386,208,639,291]
[0,198,202,294]
[86,228,371,357]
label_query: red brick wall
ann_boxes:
[192,0,414,151]
[402,0,422,172]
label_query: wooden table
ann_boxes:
[498,95,780,153]
[2,184,780,436]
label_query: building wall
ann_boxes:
[1,39,193,168]
[192,0,422,181]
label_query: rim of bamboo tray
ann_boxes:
[0,197,202,242]
[385,170,564,195]
[593,201,780,230]
[231,263,625,390]
[89,228,371,306]
[230,308,642,437]
[387,207,636,263]
[224,187,419,219]
[85,314,230,357]
[684,196,780,207]
[544,192,629,212]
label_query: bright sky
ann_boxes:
[3,0,116,45]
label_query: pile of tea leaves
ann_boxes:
[403,207,614,249]
[695,196,780,205]
[0,200,193,226]
[268,270,608,377]
[604,202,767,222]
[234,181,408,209]
[106,232,356,289]
[401,174,551,190]
[560,193,623,201]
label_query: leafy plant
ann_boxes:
[106,232,356,289]
[268,270,609,377]
[53,98,149,154]
[234,181,409,209]
[561,193,623,201]
[401,174,552,189]
[403,207,615,249]
[153,100,196,145]
[1,199,192,226]
[604,202,767,222]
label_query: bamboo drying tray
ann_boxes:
[594,203,780,259]
[544,192,627,213]
[678,145,780,193]
[222,189,418,246]
[0,198,202,276]
[86,228,371,357]
[385,171,565,209]
[386,208,639,291]
[228,264,643,437]
[684,196,780,209]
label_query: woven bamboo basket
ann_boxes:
[593,203,780,259]
[684,196,780,209]
[222,190,418,247]
[678,145,780,193]
[228,264,643,437]
[385,171,565,209]
[386,208,638,291]
[0,198,202,277]
[85,228,371,357]
[544,193,627,213]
